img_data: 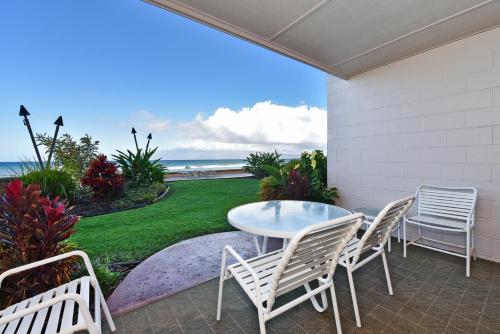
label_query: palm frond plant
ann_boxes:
[113,146,166,186]
[243,150,283,179]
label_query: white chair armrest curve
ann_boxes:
[223,246,263,302]
[0,251,95,288]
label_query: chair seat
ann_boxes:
[0,277,93,334]
[405,215,467,230]
[227,250,284,306]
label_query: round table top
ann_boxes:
[227,200,352,239]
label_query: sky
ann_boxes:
[0,0,327,161]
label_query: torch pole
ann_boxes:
[46,126,60,169]
[23,116,44,170]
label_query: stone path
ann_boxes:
[107,231,282,315]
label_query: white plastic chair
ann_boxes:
[353,207,400,252]
[0,251,115,334]
[403,184,477,277]
[217,213,364,334]
[339,196,415,327]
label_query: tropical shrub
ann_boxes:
[81,154,124,197]
[259,165,311,201]
[297,150,338,203]
[243,151,283,179]
[19,168,76,201]
[113,147,166,186]
[259,150,338,204]
[36,133,100,178]
[0,180,80,306]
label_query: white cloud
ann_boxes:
[175,101,326,156]
[127,110,170,132]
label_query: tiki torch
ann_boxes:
[145,133,152,152]
[19,105,44,169]
[46,116,63,169]
[131,127,139,151]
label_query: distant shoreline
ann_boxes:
[0,159,247,178]
[0,169,252,190]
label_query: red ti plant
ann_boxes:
[81,154,124,197]
[284,169,311,200]
[0,180,80,306]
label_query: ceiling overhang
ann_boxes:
[144,0,500,79]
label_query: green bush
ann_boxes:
[111,182,167,209]
[19,168,77,201]
[243,151,283,179]
[35,133,99,179]
[296,150,338,203]
[113,147,166,186]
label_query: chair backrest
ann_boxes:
[351,196,415,265]
[417,185,477,223]
[265,213,364,312]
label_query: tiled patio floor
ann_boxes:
[105,241,500,334]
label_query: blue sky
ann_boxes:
[0,0,326,161]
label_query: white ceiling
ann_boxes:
[144,0,500,79]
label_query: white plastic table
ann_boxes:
[228,200,352,255]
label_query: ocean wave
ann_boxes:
[167,163,245,171]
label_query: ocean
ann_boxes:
[0,159,246,178]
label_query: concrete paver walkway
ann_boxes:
[107,231,281,315]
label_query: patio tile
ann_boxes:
[121,309,152,334]
[108,239,500,334]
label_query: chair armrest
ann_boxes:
[0,251,96,288]
[223,246,260,283]
[223,246,262,301]
[0,293,99,334]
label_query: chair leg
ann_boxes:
[471,228,477,261]
[381,250,393,295]
[330,284,342,334]
[466,230,471,278]
[347,266,361,327]
[403,221,407,258]
[397,222,401,243]
[388,235,392,253]
[93,280,116,332]
[217,251,227,321]
[258,306,266,334]
[304,282,328,312]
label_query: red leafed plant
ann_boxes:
[284,169,311,200]
[81,154,124,197]
[0,180,80,306]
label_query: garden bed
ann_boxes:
[72,185,169,217]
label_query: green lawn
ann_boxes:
[72,178,260,263]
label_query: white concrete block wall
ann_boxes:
[327,26,500,262]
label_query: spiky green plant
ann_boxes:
[112,146,166,186]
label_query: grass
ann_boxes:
[72,178,260,263]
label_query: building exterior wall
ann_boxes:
[327,26,500,262]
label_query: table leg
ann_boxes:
[262,236,268,254]
[253,235,262,256]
